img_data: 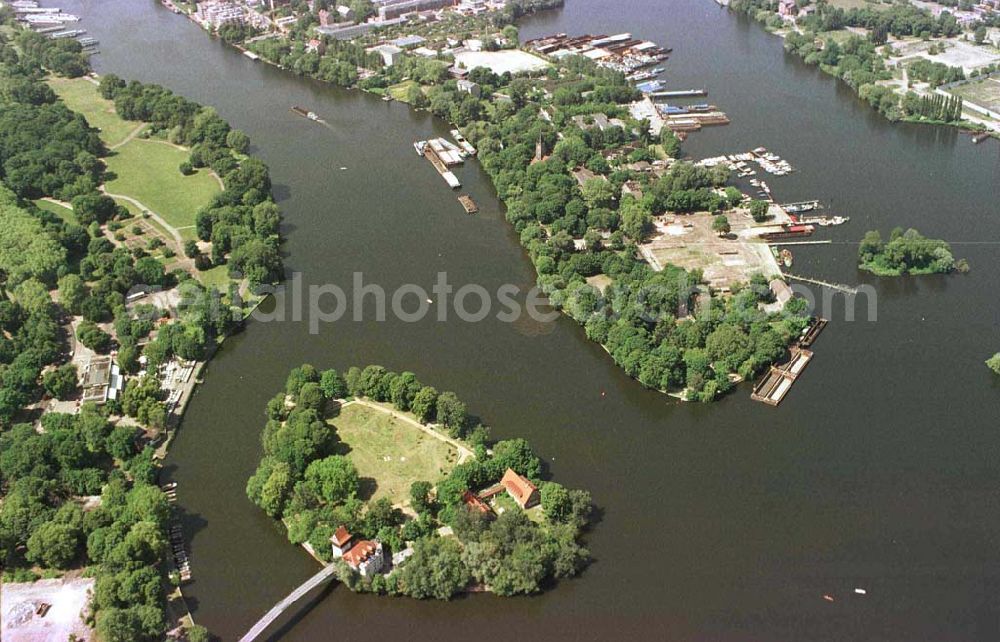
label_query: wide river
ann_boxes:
[58,0,1000,639]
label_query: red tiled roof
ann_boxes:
[462,490,492,515]
[501,468,537,507]
[342,540,378,567]
[331,526,352,548]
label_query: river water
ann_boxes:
[59,0,1000,639]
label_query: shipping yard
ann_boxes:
[524,32,671,75]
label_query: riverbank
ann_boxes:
[725,0,999,138]
[0,21,284,641]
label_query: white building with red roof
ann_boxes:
[342,540,385,577]
[501,468,540,509]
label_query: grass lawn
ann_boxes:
[818,29,856,45]
[492,493,545,523]
[388,80,420,103]
[196,264,232,290]
[329,403,459,506]
[47,76,140,148]
[104,139,220,234]
[34,199,76,224]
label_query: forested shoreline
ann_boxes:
[0,18,284,642]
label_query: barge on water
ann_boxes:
[416,142,461,189]
[759,224,814,242]
[458,195,478,214]
[750,347,813,406]
[290,106,324,123]
[799,317,828,348]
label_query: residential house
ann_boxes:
[335,3,355,21]
[571,113,626,132]
[769,279,794,306]
[622,180,644,200]
[457,79,481,97]
[342,540,385,577]
[501,468,540,509]
[570,166,607,187]
[462,490,494,518]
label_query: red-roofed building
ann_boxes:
[329,526,353,558]
[500,468,539,509]
[342,539,385,577]
[462,490,494,518]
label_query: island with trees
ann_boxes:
[858,227,965,276]
[987,353,1000,376]
[247,363,594,598]
[0,21,283,642]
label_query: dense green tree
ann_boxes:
[303,455,359,505]
[25,519,80,568]
[411,386,438,423]
[435,391,467,436]
[42,364,77,400]
[398,536,470,600]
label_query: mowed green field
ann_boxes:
[104,139,220,234]
[329,403,459,506]
[47,76,139,147]
[33,199,76,224]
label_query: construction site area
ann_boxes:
[638,208,784,290]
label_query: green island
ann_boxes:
[730,0,1000,136]
[857,227,966,275]
[247,363,593,599]
[0,25,283,642]
[202,0,815,403]
[985,352,1000,375]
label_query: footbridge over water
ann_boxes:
[239,562,338,642]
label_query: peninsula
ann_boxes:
[172,0,820,404]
